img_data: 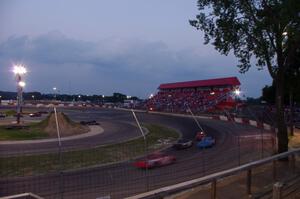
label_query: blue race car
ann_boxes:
[197,136,215,149]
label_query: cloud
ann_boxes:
[0,31,271,98]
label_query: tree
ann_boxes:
[190,0,300,153]
[261,83,276,104]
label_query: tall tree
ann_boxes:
[190,0,300,153]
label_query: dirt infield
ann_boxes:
[43,112,89,137]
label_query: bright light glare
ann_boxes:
[13,65,27,75]
[234,89,241,96]
[53,87,57,91]
[18,81,26,88]
[149,94,154,99]
[282,32,288,36]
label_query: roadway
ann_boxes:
[0,108,274,199]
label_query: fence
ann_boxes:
[0,107,296,199]
[127,148,300,199]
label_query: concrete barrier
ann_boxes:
[220,115,228,121]
[264,123,272,131]
[249,120,257,127]
[234,117,243,123]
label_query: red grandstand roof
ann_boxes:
[159,77,240,90]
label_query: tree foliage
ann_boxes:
[190,0,300,153]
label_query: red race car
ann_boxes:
[134,153,176,169]
[195,131,206,141]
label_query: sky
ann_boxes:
[0,0,272,98]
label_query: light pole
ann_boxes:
[53,87,57,100]
[13,65,27,124]
[233,88,241,165]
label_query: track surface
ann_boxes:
[0,108,274,198]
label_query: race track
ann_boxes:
[0,108,274,199]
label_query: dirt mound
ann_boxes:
[43,112,89,137]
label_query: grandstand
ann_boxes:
[147,77,241,113]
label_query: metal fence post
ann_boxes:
[272,182,283,199]
[273,160,277,182]
[131,110,149,191]
[247,169,252,196]
[211,179,217,199]
[54,107,64,199]
[290,154,296,173]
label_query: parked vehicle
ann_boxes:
[37,111,48,114]
[29,112,42,117]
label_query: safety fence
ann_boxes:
[0,107,294,199]
[127,148,300,199]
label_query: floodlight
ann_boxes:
[234,89,241,96]
[18,81,26,88]
[13,65,27,75]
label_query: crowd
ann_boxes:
[147,88,234,113]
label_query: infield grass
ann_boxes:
[0,124,179,177]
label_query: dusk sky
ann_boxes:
[0,0,272,98]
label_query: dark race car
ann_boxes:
[80,120,100,125]
[134,153,176,169]
[173,139,193,150]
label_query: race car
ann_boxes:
[173,139,193,150]
[80,120,100,125]
[134,153,176,169]
[197,136,216,149]
[195,131,206,141]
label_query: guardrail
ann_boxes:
[126,148,300,199]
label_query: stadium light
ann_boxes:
[234,89,241,96]
[53,87,58,100]
[18,81,26,88]
[13,65,27,124]
[13,65,27,75]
